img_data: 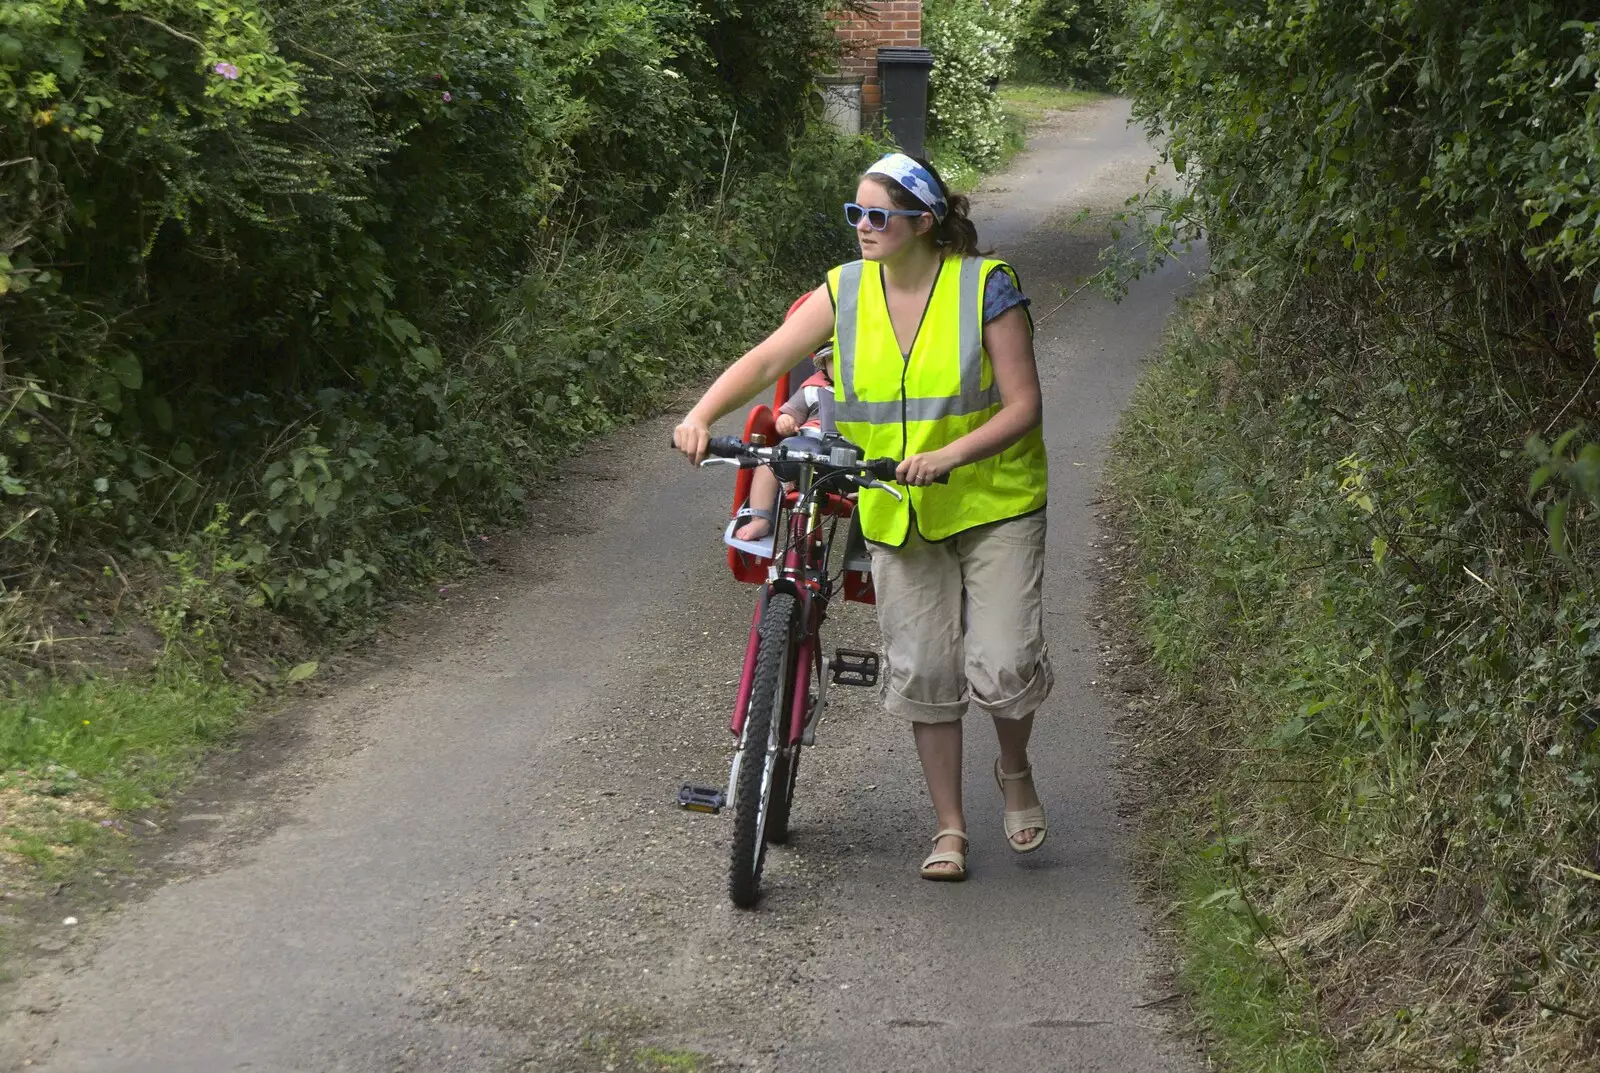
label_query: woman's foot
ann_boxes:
[919,828,968,881]
[994,759,1047,851]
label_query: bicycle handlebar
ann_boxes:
[702,436,949,485]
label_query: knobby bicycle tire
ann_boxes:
[729,592,796,908]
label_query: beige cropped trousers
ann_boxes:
[867,511,1053,724]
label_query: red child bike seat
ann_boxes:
[724,293,874,603]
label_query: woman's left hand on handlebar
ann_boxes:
[897,450,955,487]
[674,419,711,465]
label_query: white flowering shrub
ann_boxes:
[924,0,1027,171]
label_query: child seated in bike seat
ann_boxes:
[735,348,835,541]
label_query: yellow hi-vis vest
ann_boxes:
[827,254,1048,545]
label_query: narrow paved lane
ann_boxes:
[2,99,1204,1073]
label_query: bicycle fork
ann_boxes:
[726,586,825,803]
[790,629,816,747]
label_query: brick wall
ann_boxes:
[830,1,922,125]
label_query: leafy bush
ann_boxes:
[1116,281,1600,1070]
[5,141,866,635]
[925,0,1028,172]
[1117,4,1600,329]
[1014,0,1118,87]
[1111,3,1600,1066]
[0,0,860,648]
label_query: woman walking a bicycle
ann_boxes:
[673,153,1050,881]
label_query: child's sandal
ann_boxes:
[732,506,775,541]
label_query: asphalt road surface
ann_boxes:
[3,97,1206,1073]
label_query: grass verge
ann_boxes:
[1102,293,1339,1071]
[1107,280,1600,1071]
[997,82,1104,123]
[1,676,250,813]
[1172,845,1333,1073]
[0,674,250,889]
[0,672,251,986]
[581,1035,710,1073]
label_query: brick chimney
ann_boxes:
[830,1,923,127]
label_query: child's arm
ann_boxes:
[776,385,811,437]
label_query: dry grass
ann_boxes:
[0,772,120,916]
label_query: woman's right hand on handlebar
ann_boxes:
[674,418,712,465]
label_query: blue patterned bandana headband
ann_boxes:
[865,153,948,223]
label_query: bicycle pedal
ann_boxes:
[677,784,724,814]
[829,649,880,687]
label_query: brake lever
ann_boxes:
[698,457,746,469]
[859,478,904,502]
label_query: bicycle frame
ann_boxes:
[728,459,851,747]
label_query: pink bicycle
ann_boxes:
[695,429,908,907]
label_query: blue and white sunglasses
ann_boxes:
[844,202,928,231]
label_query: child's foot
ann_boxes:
[735,517,772,541]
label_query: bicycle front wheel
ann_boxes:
[729,591,797,908]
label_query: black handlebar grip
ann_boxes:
[708,436,745,458]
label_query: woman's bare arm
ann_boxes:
[673,284,834,463]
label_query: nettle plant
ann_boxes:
[925,0,1027,169]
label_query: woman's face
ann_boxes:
[854,178,932,262]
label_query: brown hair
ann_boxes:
[867,158,988,256]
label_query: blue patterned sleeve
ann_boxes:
[982,268,1030,323]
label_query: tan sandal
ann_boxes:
[919,828,969,881]
[994,759,1048,853]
